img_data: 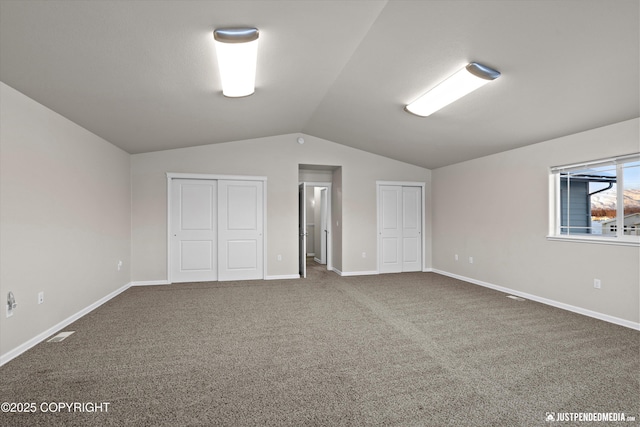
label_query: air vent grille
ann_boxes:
[47,331,75,342]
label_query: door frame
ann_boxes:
[166,172,267,283]
[299,183,307,278]
[318,187,328,265]
[376,181,426,273]
[299,181,333,275]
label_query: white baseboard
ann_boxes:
[131,280,171,286]
[432,269,640,331]
[338,269,432,276]
[265,274,300,280]
[333,269,379,277]
[0,282,132,367]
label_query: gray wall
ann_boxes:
[131,135,432,281]
[432,118,640,324]
[0,83,131,357]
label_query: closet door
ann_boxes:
[378,185,422,273]
[379,185,403,273]
[218,180,264,281]
[170,179,218,282]
[401,186,422,272]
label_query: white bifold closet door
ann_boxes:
[170,179,263,283]
[379,185,422,273]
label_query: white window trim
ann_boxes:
[546,235,639,247]
[548,154,640,247]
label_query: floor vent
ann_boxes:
[506,295,526,302]
[47,331,75,342]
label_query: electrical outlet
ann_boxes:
[594,279,601,289]
[455,254,459,261]
[277,254,282,261]
[38,292,44,304]
[6,292,16,318]
[117,260,123,271]
[469,256,474,264]
[362,252,366,258]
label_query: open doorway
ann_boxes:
[299,165,339,278]
[299,182,331,277]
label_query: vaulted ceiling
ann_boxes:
[1,0,638,169]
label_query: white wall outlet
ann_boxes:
[469,256,474,264]
[594,279,601,289]
[455,254,459,261]
[38,292,44,304]
[6,292,16,318]
[117,260,123,271]
[277,254,282,261]
[362,252,366,258]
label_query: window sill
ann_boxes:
[547,235,640,247]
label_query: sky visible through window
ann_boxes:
[587,161,640,236]
[625,161,640,189]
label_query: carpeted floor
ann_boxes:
[1,262,638,426]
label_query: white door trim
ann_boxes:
[319,187,328,265]
[299,183,307,278]
[168,172,267,181]
[166,172,267,283]
[376,181,426,274]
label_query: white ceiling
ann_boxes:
[1,0,638,169]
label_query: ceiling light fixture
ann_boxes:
[405,62,501,117]
[213,27,259,97]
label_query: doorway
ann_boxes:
[299,181,332,278]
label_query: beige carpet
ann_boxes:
[1,263,638,426]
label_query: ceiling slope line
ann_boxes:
[300,0,389,131]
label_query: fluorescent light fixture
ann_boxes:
[405,62,501,117]
[213,27,259,97]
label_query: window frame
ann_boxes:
[548,153,640,247]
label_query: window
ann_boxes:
[549,153,640,245]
